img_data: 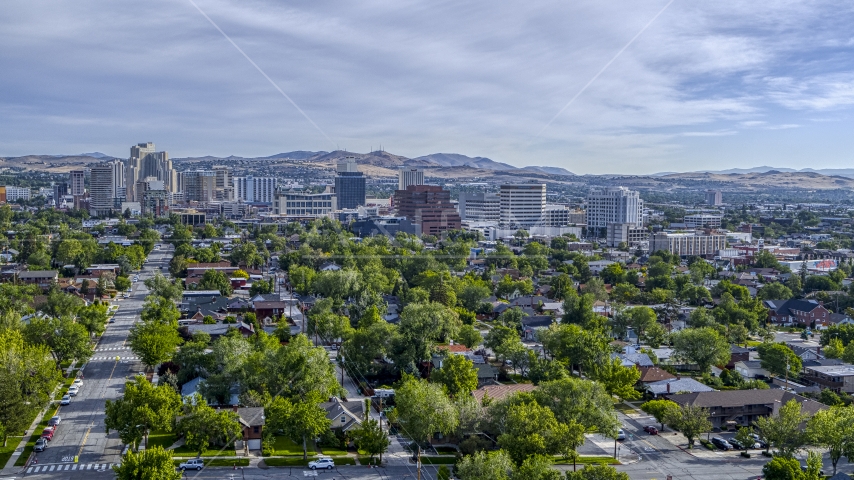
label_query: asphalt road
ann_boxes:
[25,246,173,472]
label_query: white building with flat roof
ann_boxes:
[586,187,643,236]
[499,182,546,228]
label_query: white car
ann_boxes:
[68,386,79,396]
[60,395,71,406]
[178,459,204,470]
[308,457,335,470]
[73,378,83,387]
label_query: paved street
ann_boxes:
[15,246,173,473]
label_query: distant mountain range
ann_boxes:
[653,166,854,178]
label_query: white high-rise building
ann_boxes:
[586,187,643,236]
[89,160,125,216]
[234,176,277,203]
[499,182,546,227]
[458,192,500,222]
[398,167,425,191]
[3,186,31,201]
[125,142,176,202]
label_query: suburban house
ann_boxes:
[726,346,750,369]
[646,377,714,398]
[17,270,58,289]
[184,321,255,340]
[666,390,826,430]
[763,299,830,327]
[233,407,265,450]
[635,366,676,387]
[521,315,554,340]
[787,343,821,362]
[801,363,854,394]
[826,313,854,329]
[734,360,770,380]
[472,384,536,404]
[320,397,365,432]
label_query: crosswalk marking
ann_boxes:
[96,347,130,351]
[28,462,120,473]
[90,356,138,361]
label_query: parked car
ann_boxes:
[801,465,824,476]
[616,428,626,441]
[178,459,204,471]
[711,437,732,450]
[749,433,767,449]
[308,457,335,470]
[41,428,55,441]
[60,395,71,406]
[34,438,48,452]
[68,386,79,396]
[643,425,659,435]
[48,416,61,427]
[72,378,83,387]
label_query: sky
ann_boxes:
[2,0,854,175]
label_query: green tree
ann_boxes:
[128,318,183,369]
[667,404,712,448]
[755,399,810,457]
[671,327,730,373]
[115,276,132,292]
[532,377,620,437]
[143,273,182,301]
[0,329,60,447]
[590,357,641,400]
[458,283,492,311]
[105,375,182,450]
[263,334,343,400]
[456,450,513,480]
[197,269,233,296]
[287,265,316,296]
[398,302,461,366]
[497,399,584,465]
[512,454,562,480]
[140,296,181,325]
[42,288,84,318]
[112,445,182,480]
[456,324,483,349]
[565,465,630,480]
[393,375,458,454]
[349,418,389,464]
[734,426,756,454]
[249,278,273,296]
[806,405,854,475]
[24,316,92,365]
[431,353,479,398]
[78,302,109,336]
[758,282,794,301]
[265,393,331,459]
[176,396,243,455]
[757,342,802,378]
[640,399,680,432]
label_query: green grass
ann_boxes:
[172,458,249,467]
[318,446,348,456]
[14,406,59,467]
[146,431,176,450]
[358,455,381,465]
[614,402,637,415]
[266,436,316,456]
[170,445,235,457]
[507,374,533,384]
[0,440,20,468]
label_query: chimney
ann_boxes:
[232,405,239,412]
[666,382,671,394]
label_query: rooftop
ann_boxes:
[804,364,854,376]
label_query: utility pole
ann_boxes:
[785,356,790,391]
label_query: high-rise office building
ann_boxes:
[181,170,217,203]
[234,176,277,203]
[273,191,336,217]
[586,187,643,236]
[69,170,86,197]
[705,190,722,206]
[125,142,176,202]
[398,167,425,190]
[499,182,546,227]
[53,183,68,207]
[213,166,234,201]
[89,160,125,216]
[394,185,461,236]
[136,177,169,216]
[3,186,31,202]
[458,192,500,222]
[334,157,365,209]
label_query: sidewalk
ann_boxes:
[1,400,55,475]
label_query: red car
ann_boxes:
[41,428,55,441]
[643,425,659,435]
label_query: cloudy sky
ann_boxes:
[2,0,854,174]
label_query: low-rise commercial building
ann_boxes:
[650,232,727,257]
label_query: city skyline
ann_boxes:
[2,1,854,174]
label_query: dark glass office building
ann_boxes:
[335,172,366,209]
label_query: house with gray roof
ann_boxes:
[319,397,365,432]
[647,377,714,398]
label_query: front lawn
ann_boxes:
[170,444,235,457]
[318,445,348,456]
[146,431,176,450]
[14,406,59,466]
[419,456,457,465]
[266,436,316,456]
[553,456,620,466]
